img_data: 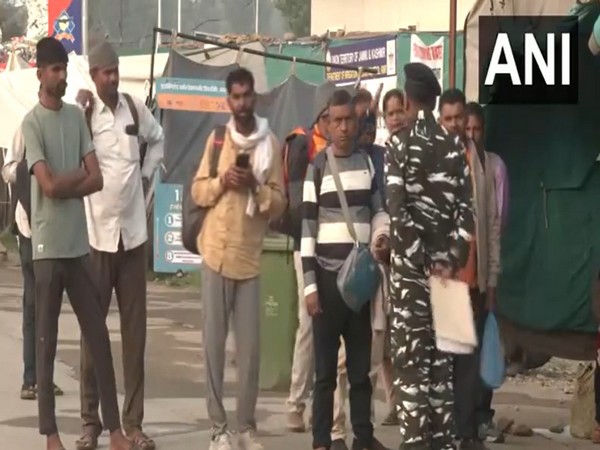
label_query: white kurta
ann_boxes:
[84,92,164,253]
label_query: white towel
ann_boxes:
[226,115,274,216]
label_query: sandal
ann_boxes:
[592,422,600,444]
[127,431,156,450]
[75,432,99,450]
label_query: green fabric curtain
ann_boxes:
[487,2,600,333]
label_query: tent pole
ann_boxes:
[148,28,158,107]
[153,27,378,73]
[255,0,259,34]
[449,0,457,88]
[177,0,182,32]
[82,0,89,55]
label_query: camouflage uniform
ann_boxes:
[385,110,474,450]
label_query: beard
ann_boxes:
[52,81,67,98]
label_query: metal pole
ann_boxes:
[255,0,259,34]
[157,0,162,28]
[177,0,182,32]
[449,0,457,88]
[153,27,378,73]
[148,28,158,107]
[81,0,89,55]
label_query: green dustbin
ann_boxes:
[259,234,298,391]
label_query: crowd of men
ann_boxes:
[3,34,512,450]
[191,59,509,450]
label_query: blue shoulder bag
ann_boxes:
[326,147,380,312]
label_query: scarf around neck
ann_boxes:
[226,115,274,216]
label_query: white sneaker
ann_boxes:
[238,430,264,450]
[209,431,233,450]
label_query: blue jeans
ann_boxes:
[18,232,36,386]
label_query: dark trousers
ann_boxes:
[80,242,147,434]
[453,290,493,439]
[312,268,373,449]
[34,256,121,436]
[18,232,36,386]
[595,363,600,423]
[390,271,454,450]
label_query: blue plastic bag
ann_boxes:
[480,313,505,389]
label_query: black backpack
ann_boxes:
[9,149,31,234]
[181,125,226,254]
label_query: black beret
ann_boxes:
[36,37,68,68]
[404,62,441,100]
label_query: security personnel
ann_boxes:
[385,63,475,450]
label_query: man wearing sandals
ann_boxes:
[23,36,134,450]
[73,37,164,450]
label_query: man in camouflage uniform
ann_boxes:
[385,62,475,450]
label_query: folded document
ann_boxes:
[429,276,477,354]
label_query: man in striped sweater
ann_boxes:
[301,89,390,450]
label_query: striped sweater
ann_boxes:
[300,146,384,297]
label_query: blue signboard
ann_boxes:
[325,36,397,83]
[153,181,202,273]
[49,0,83,55]
[154,77,228,272]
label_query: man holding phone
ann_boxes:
[191,68,286,450]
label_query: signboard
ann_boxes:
[153,181,202,273]
[154,77,227,272]
[49,0,83,55]
[409,35,445,113]
[325,36,397,146]
[156,77,229,112]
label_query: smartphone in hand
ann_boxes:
[236,153,250,168]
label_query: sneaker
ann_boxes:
[20,384,36,400]
[209,431,233,450]
[459,439,489,450]
[478,421,505,444]
[53,384,64,396]
[505,361,525,377]
[286,410,306,432]
[238,430,264,450]
[332,439,349,450]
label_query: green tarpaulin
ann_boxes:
[486,3,600,335]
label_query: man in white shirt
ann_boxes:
[75,38,164,450]
[2,122,64,401]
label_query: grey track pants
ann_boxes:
[201,264,261,434]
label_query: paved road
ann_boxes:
[0,259,596,449]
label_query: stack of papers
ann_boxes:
[429,276,477,354]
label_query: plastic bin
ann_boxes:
[259,234,298,391]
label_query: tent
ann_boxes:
[0,52,169,151]
[464,0,600,360]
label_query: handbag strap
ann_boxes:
[325,147,358,243]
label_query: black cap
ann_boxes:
[36,37,68,68]
[404,62,441,102]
